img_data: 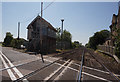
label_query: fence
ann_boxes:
[97,45,115,56]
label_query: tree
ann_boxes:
[56,28,72,49]
[87,30,110,50]
[72,41,83,48]
[113,27,120,58]
[11,38,27,49]
[62,30,72,42]
[56,27,61,42]
[3,32,13,47]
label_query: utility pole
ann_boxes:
[17,22,20,40]
[61,19,64,50]
[40,2,44,63]
[40,2,43,53]
[41,2,43,18]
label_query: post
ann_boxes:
[41,2,43,18]
[18,22,20,40]
[40,2,43,53]
[61,19,64,50]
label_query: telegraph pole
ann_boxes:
[40,2,43,52]
[17,22,20,40]
[61,19,64,50]
[40,2,43,50]
[41,2,43,18]
[40,2,44,63]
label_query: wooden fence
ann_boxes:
[97,45,115,56]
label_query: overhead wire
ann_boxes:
[20,0,55,24]
[42,0,55,12]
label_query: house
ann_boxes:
[105,5,120,46]
[27,15,57,53]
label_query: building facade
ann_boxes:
[105,5,120,46]
[27,15,57,53]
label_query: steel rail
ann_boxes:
[14,49,78,82]
[1,49,76,72]
[88,50,120,81]
[77,50,85,82]
[13,58,62,82]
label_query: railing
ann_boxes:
[97,45,115,56]
[77,50,85,82]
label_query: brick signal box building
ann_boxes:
[27,15,57,53]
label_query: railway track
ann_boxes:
[82,49,120,81]
[2,47,120,82]
[89,51,119,81]
[1,49,78,72]
[77,50,85,82]
[12,49,82,82]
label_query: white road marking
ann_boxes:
[0,54,17,81]
[0,55,59,71]
[45,58,79,72]
[0,51,29,82]
[84,66,109,74]
[54,60,73,80]
[82,72,111,82]
[44,59,70,81]
[0,58,40,71]
[0,51,116,82]
[73,62,120,77]
[45,58,112,81]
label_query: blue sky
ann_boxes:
[2,2,119,45]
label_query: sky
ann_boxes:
[1,2,119,45]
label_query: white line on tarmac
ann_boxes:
[73,62,120,77]
[54,60,73,80]
[82,72,111,82]
[0,54,17,81]
[45,58,111,81]
[0,51,29,82]
[44,59,70,81]
[0,58,40,71]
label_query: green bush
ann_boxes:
[87,30,110,50]
[11,38,26,49]
[3,32,13,47]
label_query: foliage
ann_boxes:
[72,41,83,48]
[56,27,61,42]
[11,38,27,49]
[3,32,13,47]
[3,32,27,49]
[87,30,110,50]
[62,30,72,43]
[56,28,72,49]
[114,28,120,58]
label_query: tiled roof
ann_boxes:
[27,15,57,32]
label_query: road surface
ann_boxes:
[0,47,119,82]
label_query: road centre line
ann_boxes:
[0,51,29,82]
[54,60,73,80]
[44,59,71,81]
[0,53,17,81]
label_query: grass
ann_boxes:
[0,43,2,46]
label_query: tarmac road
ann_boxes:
[0,47,119,82]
